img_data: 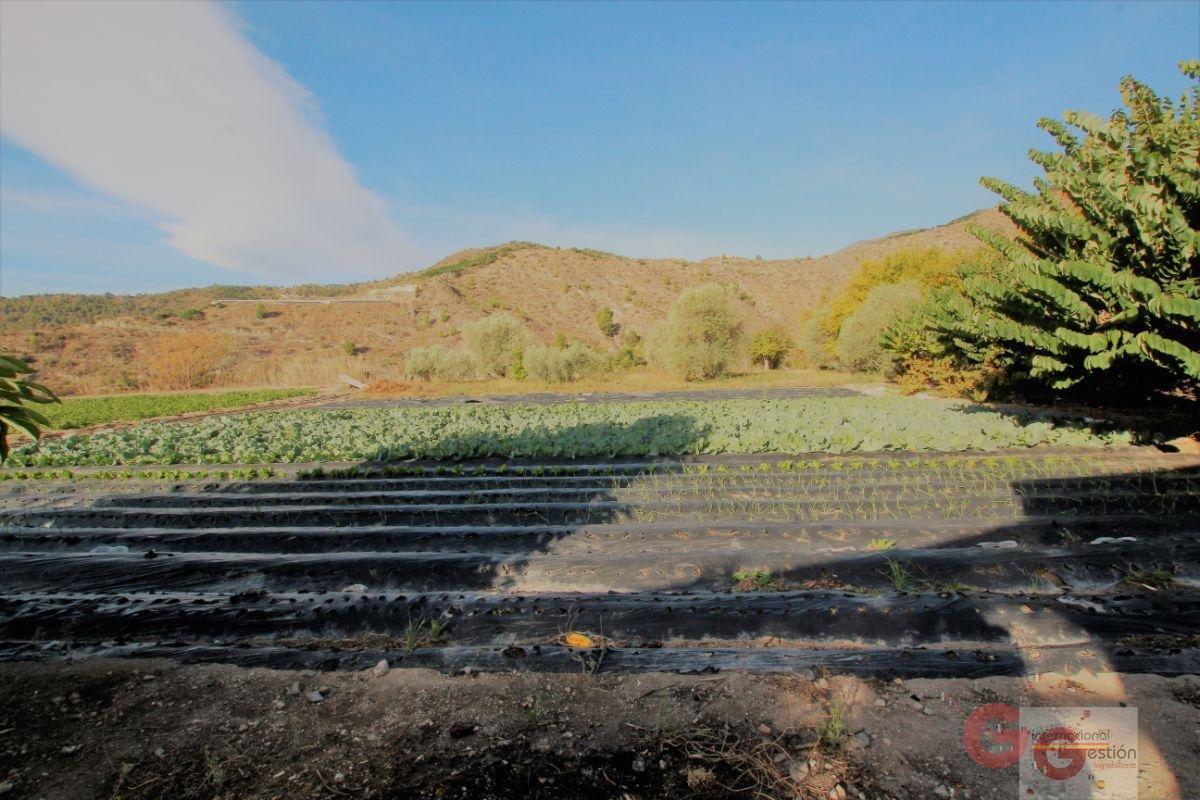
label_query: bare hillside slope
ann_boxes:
[1,209,1012,394]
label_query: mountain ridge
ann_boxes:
[1,208,1014,394]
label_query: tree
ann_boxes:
[929,62,1200,395]
[653,283,745,380]
[748,328,793,370]
[462,313,530,378]
[819,247,969,346]
[836,282,923,372]
[1,349,59,461]
[798,309,836,369]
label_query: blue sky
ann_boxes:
[1,0,1196,297]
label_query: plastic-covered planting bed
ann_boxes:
[1,450,1198,677]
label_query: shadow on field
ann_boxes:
[355,413,710,593]
[5,415,1199,681]
[418,413,709,462]
[748,459,1200,673]
[958,399,1199,444]
[142,414,713,595]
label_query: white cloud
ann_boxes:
[0,185,149,221]
[0,0,413,280]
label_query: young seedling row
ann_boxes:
[1,450,1197,677]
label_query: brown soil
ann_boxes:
[2,660,1195,800]
[362,379,411,395]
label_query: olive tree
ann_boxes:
[654,283,745,380]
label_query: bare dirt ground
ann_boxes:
[2,659,1197,800]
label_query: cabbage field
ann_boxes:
[6,396,1133,467]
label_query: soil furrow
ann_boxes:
[3,590,1197,647]
[1,514,1190,554]
[1,536,1195,593]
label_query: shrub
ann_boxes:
[509,348,527,381]
[433,348,482,382]
[748,328,793,370]
[404,345,481,382]
[403,346,441,381]
[610,345,645,371]
[653,283,745,380]
[524,342,605,383]
[835,282,923,373]
[596,307,620,339]
[144,332,230,390]
[462,313,529,378]
[342,340,358,356]
[892,355,1003,401]
[878,252,1011,397]
[607,331,646,371]
[879,297,941,364]
[928,62,1200,396]
[254,303,268,320]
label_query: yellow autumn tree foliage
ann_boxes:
[819,247,976,343]
[801,246,980,367]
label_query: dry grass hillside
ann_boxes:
[1,209,1013,395]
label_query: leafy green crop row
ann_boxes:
[40,388,315,430]
[5,397,1132,468]
[0,467,277,482]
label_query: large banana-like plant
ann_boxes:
[0,349,59,461]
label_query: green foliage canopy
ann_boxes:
[0,349,59,461]
[403,345,481,382]
[929,63,1200,394]
[802,247,975,368]
[462,313,530,378]
[596,307,619,338]
[836,282,923,373]
[524,342,606,382]
[819,247,971,346]
[653,283,745,381]
[748,328,793,369]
